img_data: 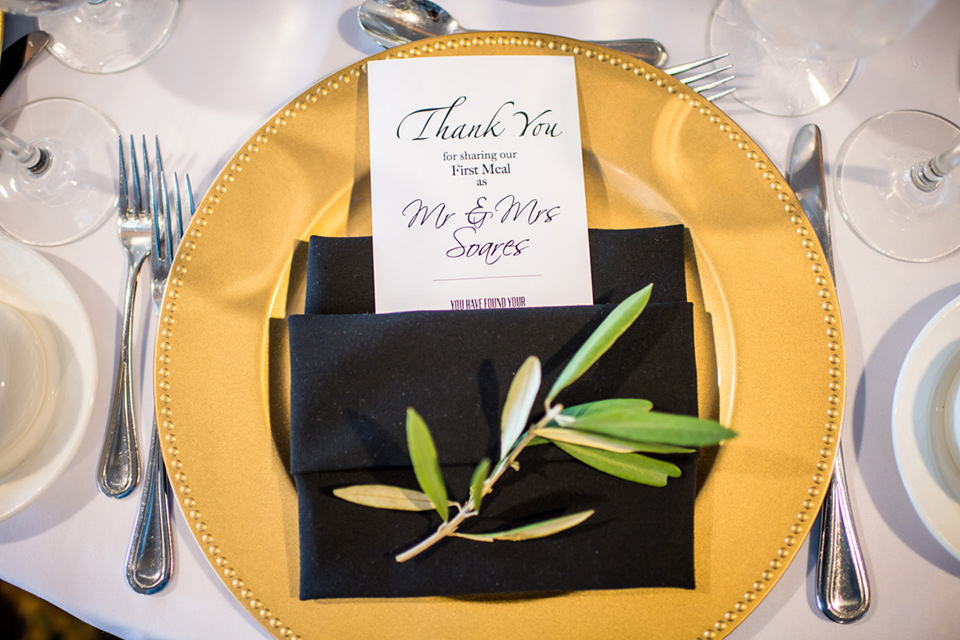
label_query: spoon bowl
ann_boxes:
[358,0,668,67]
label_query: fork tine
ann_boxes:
[148,160,161,262]
[140,135,151,215]
[153,137,172,254]
[129,135,142,213]
[155,136,170,225]
[693,75,736,94]
[154,135,164,179]
[118,136,128,214]
[703,86,737,102]
[679,64,733,85]
[159,165,173,262]
[173,173,184,243]
[185,175,195,217]
[664,52,729,76]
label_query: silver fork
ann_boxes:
[126,136,195,595]
[665,53,736,102]
[99,137,152,499]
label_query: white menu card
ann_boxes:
[367,55,592,314]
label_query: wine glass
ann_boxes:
[708,0,938,116]
[834,110,960,262]
[0,98,118,246]
[3,0,181,74]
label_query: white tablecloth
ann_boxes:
[1,1,959,638]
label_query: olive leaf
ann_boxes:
[469,457,491,513]
[406,407,449,522]
[567,408,736,447]
[453,510,595,542]
[534,427,648,453]
[500,356,541,460]
[545,285,652,406]
[562,398,654,418]
[554,442,681,487]
[534,427,694,454]
[333,484,442,511]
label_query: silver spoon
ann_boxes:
[358,0,668,67]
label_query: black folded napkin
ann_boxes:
[289,225,700,599]
[303,226,688,315]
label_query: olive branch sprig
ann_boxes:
[333,285,737,562]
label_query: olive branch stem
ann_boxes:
[394,404,565,562]
[331,285,737,562]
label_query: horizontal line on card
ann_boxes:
[433,274,542,282]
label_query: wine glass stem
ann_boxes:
[0,124,50,177]
[911,139,960,193]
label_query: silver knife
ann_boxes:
[789,123,870,623]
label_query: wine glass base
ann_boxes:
[0,98,118,247]
[707,0,857,116]
[835,110,960,262]
[38,0,181,74]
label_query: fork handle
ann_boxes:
[126,422,174,595]
[98,256,147,498]
[590,38,667,66]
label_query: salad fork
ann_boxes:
[99,137,152,499]
[126,136,195,595]
[665,53,736,102]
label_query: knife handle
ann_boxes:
[816,450,870,622]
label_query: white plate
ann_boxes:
[893,293,960,560]
[0,236,97,521]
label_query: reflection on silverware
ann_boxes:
[98,136,152,499]
[125,135,195,595]
[358,0,667,66]
[789,123,870,623]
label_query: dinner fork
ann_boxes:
[126,136,195,595]
[665,53,736,102]
[99,137,152,499]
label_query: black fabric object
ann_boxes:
[303,226,688,315]
[288,225,699,599]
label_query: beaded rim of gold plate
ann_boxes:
[155,33,842,640]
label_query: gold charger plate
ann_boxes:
[158,33,843,640]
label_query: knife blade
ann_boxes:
[0,31,49,100]
[789,123,870,624]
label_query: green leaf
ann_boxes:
[453,510,594,542]
[561,398,654,419]
[554,442,682,487]
[618,442,695,454]
[534,427,646,453]
[406,408,449,521]
[500,356,542,460]
[569,409,737,447]
[469,457,491,513]
[534,427,695,454]
[332,484,440,511]
[545,285,652,405]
